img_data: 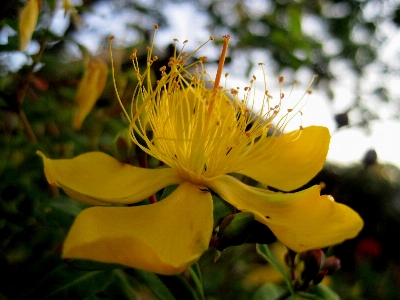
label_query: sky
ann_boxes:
[15,0,400,167]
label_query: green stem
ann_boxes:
[189,265,205,300]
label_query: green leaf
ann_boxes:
[160,185,179,200]
[10,257,116,300]
[103,270,138,300]
[64,258,125,271]
[288,4,302,38]
[134,269,176,300]
[298,284,340,300]
[189,263,205,300]
[252,283,288,300]
[256,244,294,295]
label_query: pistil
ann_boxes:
[206,35,230,122]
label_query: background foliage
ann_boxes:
[1,0,400,299]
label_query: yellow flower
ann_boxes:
[37,32,363,275]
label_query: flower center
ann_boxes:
[110,26,316,184]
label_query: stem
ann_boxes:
[18,110,37,143]
[16,38,48,143]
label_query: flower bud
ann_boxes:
[214,212,276,251]
[215,212,255,250]
[113,129,135,163]
[19,0,41,52]
[300,249,325,283]
[73,58,108,130]
[321,256,341,275]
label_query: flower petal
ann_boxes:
[62,182,213,275]
[207,175,363,252]
[37,151,183,205]
[238,126,330,191]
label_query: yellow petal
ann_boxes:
[37,151,183,205]
[238,126,330,191]
[19,0,41,52]
[73,58,108,130]
[62,182,213,275]
[207,175,363,252]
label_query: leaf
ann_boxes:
[256,244,295,295]
[288,4,302,38]
[102,270,138,300]
[134,269,176,300]
[298,284,340,300]
[252,283,288,300]
[64,258,125,271]
[10,256,116,300]
[160,185,179,200]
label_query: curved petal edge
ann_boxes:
[207,175,363,252]
[62,182,214,275]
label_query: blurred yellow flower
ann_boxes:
[73,58,108,130]
[38,32,363,275]
[19,0,41,52]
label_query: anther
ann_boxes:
[253,75,256,80]
[152,56,158,61]
[307,89,312,94]
[183,39,188,44]
[225,72,229,77]
[159,66,166,72]
[109,35,115,41]
[279,76,284,83]
[173,38,178,42]
[210,36,214,40]
[154,24,159,29]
